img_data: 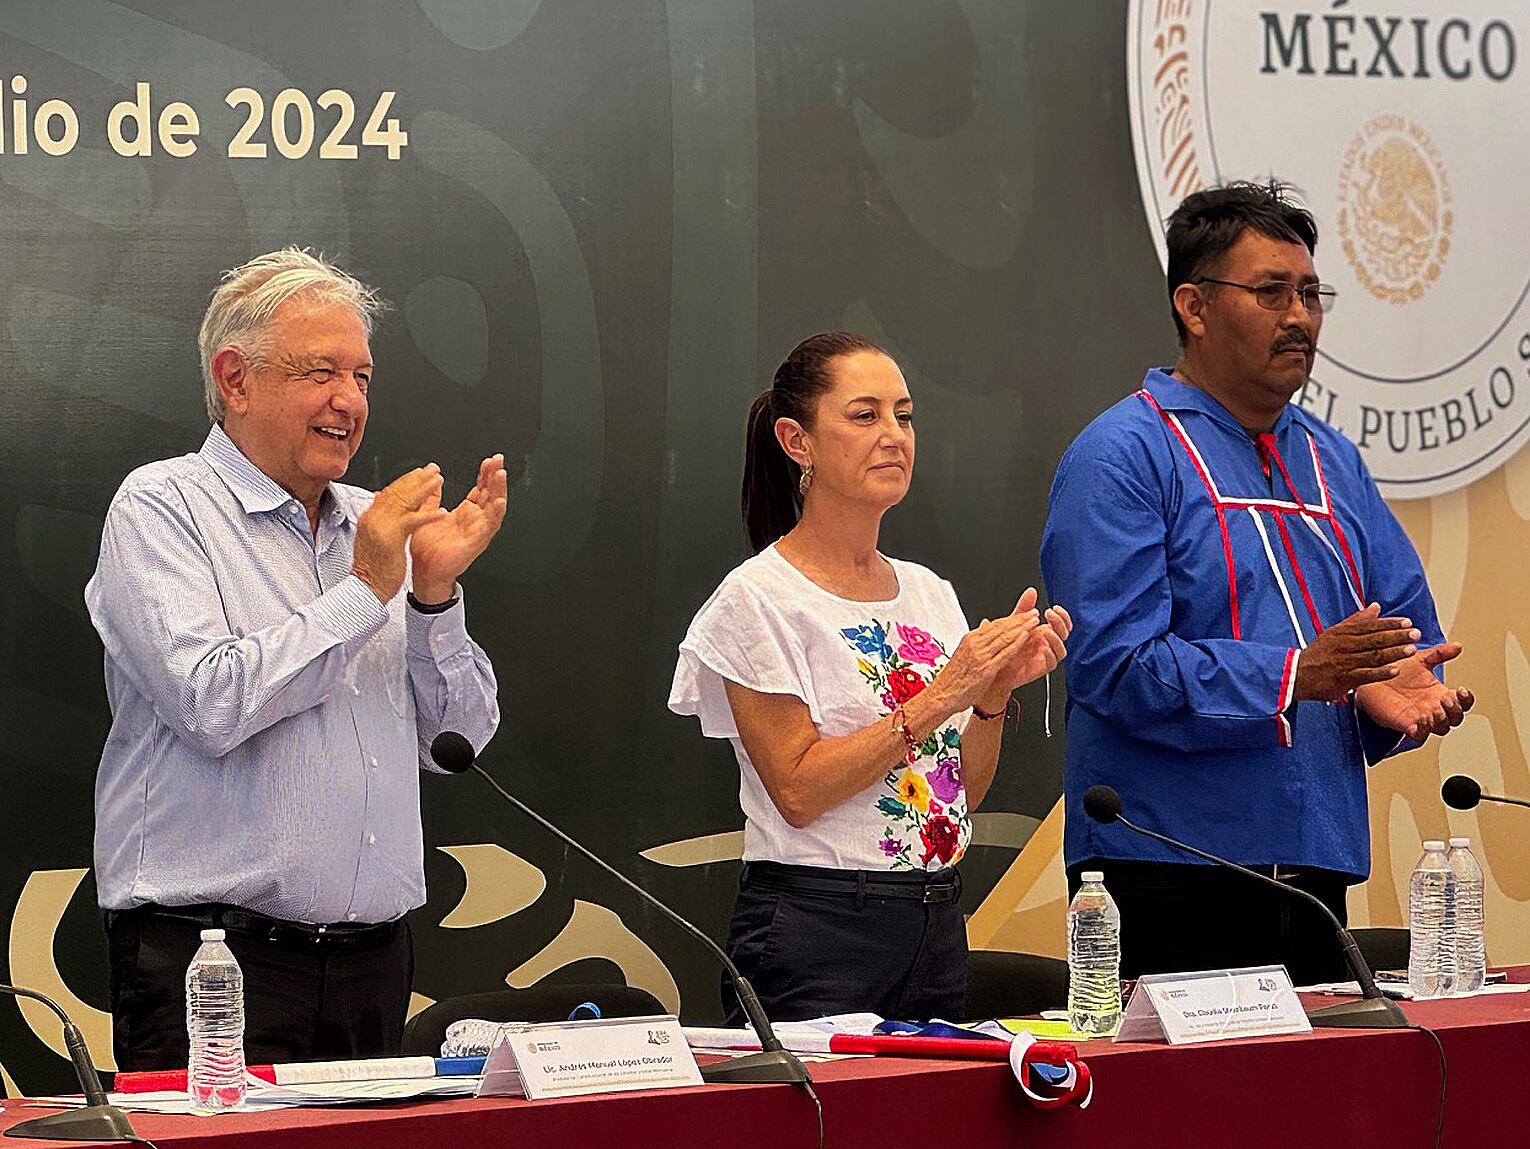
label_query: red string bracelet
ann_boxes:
[972,696,1019,723]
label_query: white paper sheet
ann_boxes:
[1295,980,1530,1000]
[24,1076,482,1116]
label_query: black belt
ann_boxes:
[743,861,962,904]
[111,902,400,948]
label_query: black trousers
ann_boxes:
[1067,859,1351,986]
[722,862,968,1024]
[105,903,414,1072]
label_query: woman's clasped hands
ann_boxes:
[931,588,1073,715]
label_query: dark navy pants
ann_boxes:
[722,861,968,1024]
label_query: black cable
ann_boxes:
[1407,1024,1448,1149]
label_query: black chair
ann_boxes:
[402,983,667,1056]
[1351,927,1410,976]
[962,949,1070,1020]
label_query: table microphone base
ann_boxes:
[5,1104,138,1141]
[1306,995,1411,1029]
[700,1048,813,1085]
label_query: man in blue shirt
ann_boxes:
[1041,182,1474,982]
[87,249,506,1070]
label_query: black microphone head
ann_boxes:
[430,731,477,774]
[1442,775,1482,810]
[1082,785,1123,824]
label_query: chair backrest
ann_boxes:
[1350,927,1410,977]
[402,983,667,1056]
[963,949,1070,1020]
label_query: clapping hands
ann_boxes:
[409,454,510,603]
[932,587,1071,717]
[351,455,509,606]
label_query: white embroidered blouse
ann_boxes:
[669,544,973,871]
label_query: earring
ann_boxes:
[798,464,814,497]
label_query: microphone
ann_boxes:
[1081,785,1408,1030]
[1080,786,1122,824]
[1442,774,1530,811]
[1441,775,1480,809]
[429,732,810,1087]
[0,985,137,1142]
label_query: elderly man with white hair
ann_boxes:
[86,248,506,1070]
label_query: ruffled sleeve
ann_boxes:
[668,574,819,739]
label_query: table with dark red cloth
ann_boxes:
[4,979,1527,1149]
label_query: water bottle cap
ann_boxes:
[1080,870,1104,883]
[200,928,226,942]
[1422,840,1446,851]
[1448,837,1471,847]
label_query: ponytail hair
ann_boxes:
[741,330,884,553]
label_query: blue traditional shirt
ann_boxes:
[1041,369,1445,880]
[86,425,500,923]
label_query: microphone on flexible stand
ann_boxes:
[1081,785,1408,1029]
[1442,775,1530,811]
[429,731,811,1086]
[0,985,138,1141]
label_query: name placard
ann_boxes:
[1114,966,1311,1045]
[476,1014,702,1100]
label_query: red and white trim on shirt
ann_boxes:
[1277,648,1300,747]
[1137,391,1360,747]
[1138,390,1243,639]
[1304,433,1366,605]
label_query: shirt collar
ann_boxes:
[200,423,352,524]
[1140,366,1300,438]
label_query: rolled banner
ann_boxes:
[1007,1032,1093,1109]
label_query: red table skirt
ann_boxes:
[5,980,1527,1149]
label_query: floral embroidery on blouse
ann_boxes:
[840,620,969,870]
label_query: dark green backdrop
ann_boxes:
[0,0,1172,1092]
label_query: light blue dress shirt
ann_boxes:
[86,425,500,924]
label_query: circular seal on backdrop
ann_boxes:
[1337,116,1452,305]
[1126,1,1530,499]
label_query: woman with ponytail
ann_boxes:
[669,332,1071,1022]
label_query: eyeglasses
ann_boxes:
[1195,278,1337,314]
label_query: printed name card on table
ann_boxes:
[477,1015,702,1100]
[1114,966,1312,1045]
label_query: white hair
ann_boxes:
[197,247,388,424]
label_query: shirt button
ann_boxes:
[347,912,358,921]
[368,833,377,845]
[350,684,361,697]
[289,504,300,515]
[369,755,379,768]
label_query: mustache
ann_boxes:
[1271,333,1313,354]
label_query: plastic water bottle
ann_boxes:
[1447,837,1486,995]
[186,928,246,1109]
[1067,871,1122,1035]
[1407,841,1456,999]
